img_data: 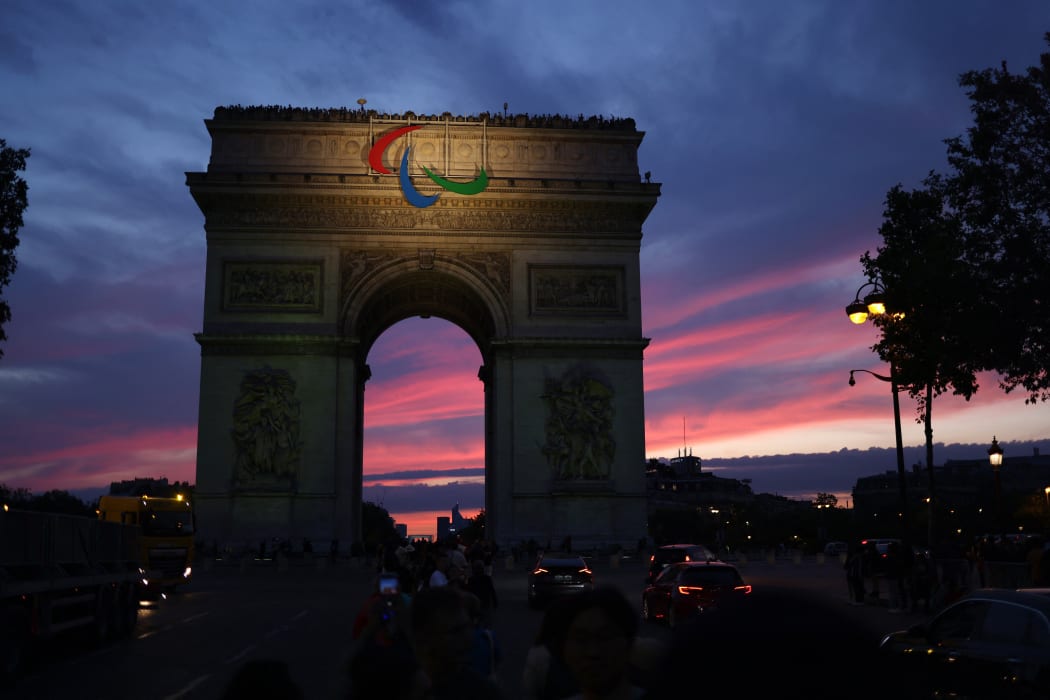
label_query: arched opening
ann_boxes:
[346,266,503,546]
[362,317,484,541]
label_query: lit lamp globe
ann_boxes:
[845,282,887,325]
[988,436,1004,468]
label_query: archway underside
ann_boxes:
[354,271,498,358]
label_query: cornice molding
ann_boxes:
[189,188,655,236]
[195,333,359,357]
[490,336,650,359]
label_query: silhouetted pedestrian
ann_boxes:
[411,587,503,699]
[464,559,498,629]
[844,544,865,605]
[559,587,644,699]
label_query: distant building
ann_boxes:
[451,503,467,532]
[108,477,190,498]
[646,451,755,513]
[437,516,451,542]
[669,451,702,477]
[851,446,1050,527]
[395,523,407,539]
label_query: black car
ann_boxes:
[879,588,1050,698]
[527,555,594,607]
[646,543,718,584]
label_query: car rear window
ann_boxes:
[680,568,742,587]
[656,547,712,565]
[539,558,587,573]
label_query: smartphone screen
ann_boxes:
[379,574,399,595]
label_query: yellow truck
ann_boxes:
[97,495,195,594]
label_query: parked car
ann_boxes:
[860,537,900,555]
[858,537,903,575]
[823,541,849,557]
[641,561,752,627]
[527,554,594,608]
[879,588,1050,698]
[646,543,718,584]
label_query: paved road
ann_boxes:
[6,553,931,699]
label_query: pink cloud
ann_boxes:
[364,371,484,428]
[0,425,198,492]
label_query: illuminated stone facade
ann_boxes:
[188,106,660,549]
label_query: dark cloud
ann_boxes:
[364,468,484,483]
[1,1,1047,505]
[363,481,484,514]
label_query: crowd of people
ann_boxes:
[843,534,1050,617]
[342,535,658,699]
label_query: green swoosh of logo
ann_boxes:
[421,164,489,195]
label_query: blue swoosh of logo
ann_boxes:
[399,147,440,208]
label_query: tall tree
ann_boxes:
[814,492,838,508]
[361,500,397,551]
[860,175,983,546]
[861,174,982,410]
[0,139,30,359]
[945,33,1050,404]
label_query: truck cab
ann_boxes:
[98,495,195,593]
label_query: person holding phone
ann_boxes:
[348,572,419,698]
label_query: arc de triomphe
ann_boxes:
[187,106,660,550]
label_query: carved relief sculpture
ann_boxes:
[460,252,510,297]
[530,265,625,316]
[541,371,616,480]
[340,249,397,300]
[223,261,322,312]
[231,367,303,489]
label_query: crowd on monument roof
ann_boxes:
[212,105,637,131]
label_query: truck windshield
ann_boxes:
[142,509,194,536]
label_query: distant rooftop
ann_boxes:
[211,105,638,131]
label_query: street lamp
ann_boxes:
[988,436,1003,533]
[815,502,830,542]
[848,368,909,543]
[846,277,929,550]
[845,279,888,325]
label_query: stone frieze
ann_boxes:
[223,260,323,312]
[205,200,648,235]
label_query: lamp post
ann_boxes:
[846,278,913,546]
[815,502,830,542]
[848,368,909,543]
[988,436,1003,534]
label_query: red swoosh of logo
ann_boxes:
[368,125,423,174]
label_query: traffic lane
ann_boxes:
[488,560,674,695]
[643,586,919,699]
[492,559,894,696]
[150,567,371,699]
[5,558,924,699]
[737,559,930,639]
[6,566,372,700]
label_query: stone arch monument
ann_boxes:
[187,107,660,550]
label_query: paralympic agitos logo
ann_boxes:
[367,125,489,208]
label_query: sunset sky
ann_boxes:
[1,1,1048,535]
